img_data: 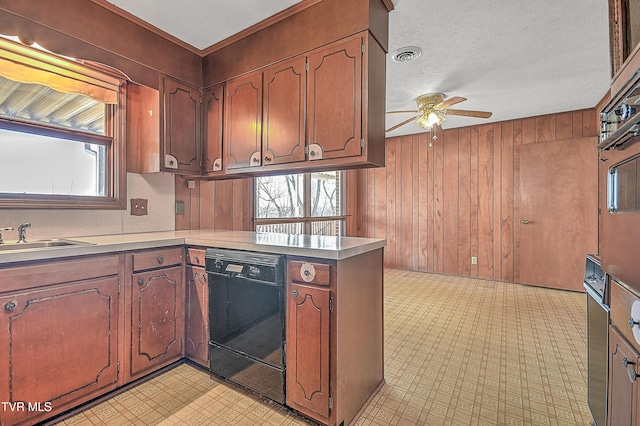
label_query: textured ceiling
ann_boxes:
[104,0,612,137]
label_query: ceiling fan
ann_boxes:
[386,93,492,133]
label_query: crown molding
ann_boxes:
[200,0,322,56]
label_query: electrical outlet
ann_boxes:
[130,198,148,216]
[471,256,478,265]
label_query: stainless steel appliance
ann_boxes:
[584,254,609,426]
[599,66,640,295]
[599,69,640,150]
[205,248,286,403]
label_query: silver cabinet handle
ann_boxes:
[520,219,529,224]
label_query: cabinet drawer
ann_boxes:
[133,247,183,272]
[186,247,206,267]
[289,260,331,286]
[611,279,640,349]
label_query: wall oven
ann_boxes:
[599,65,640,292]
[205,248,286,403]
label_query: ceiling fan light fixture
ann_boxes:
[417,111,445,129]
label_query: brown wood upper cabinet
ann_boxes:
[161,76,202,173]
[224,31,385,175]
[202,84,225,175]
[127,76,204,174]
[307,36,363,161]
[225,55,306,170]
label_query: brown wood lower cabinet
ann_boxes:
[286,249,384,426]
[185,266,208,366]
[129,252,184,380]
[609,279,640,425]
[608,325,640,425]
[287,282,331,419]
[0,255,121,426]
[185,247,209,367]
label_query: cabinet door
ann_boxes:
[162,76,202,173]
[126,83,160,173]
[185,266,209,367]
[131,266,183,377]
[286,282,331,421]
[609,325,640,425]
[262,56,306,165]
[225,72,263,170]
[203,84,224,174]
[307,35,363,160]
[0,277,120,425]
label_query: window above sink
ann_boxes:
[0,35,127,209]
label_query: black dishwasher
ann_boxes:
[205,248,286,403]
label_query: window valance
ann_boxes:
[0,37,122,104]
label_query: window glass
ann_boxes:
[311,171,339,216]
[0,129,106,196]
[255,171,342,236]
[256,174,304,218]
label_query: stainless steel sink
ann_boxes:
[0,239,93,251]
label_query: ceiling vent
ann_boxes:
[391,46,422,63]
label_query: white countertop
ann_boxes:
[0,229,386,264]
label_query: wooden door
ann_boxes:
[162,76,202,173]
[262,56,306,165]
[307,35,363,160]
[0,277,120,425]
[185,266,209,367]
[517,137,598,290]
[130,266,183,377]
[286,282,331,421]
[225,72,263,170]
[203,84,224,175]
[608,326,639,425]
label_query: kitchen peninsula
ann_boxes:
[0,230,385,426]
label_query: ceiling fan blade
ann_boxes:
[445,109,492,119]
[385,115,420,133]
[438,96,467,108]
[386,110,420,114]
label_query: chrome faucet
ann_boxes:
[16,223,30,243]
[0,227,13,244]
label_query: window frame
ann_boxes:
[254,171,346,236]
[0,38,126,210]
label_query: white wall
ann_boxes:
[0,173,175,240]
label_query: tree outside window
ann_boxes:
[255,171,342,236]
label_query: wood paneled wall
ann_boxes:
[175,176,253,231]
[345,109,598,282]
[0,1,203,88]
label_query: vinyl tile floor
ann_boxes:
[58,269,591,426]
